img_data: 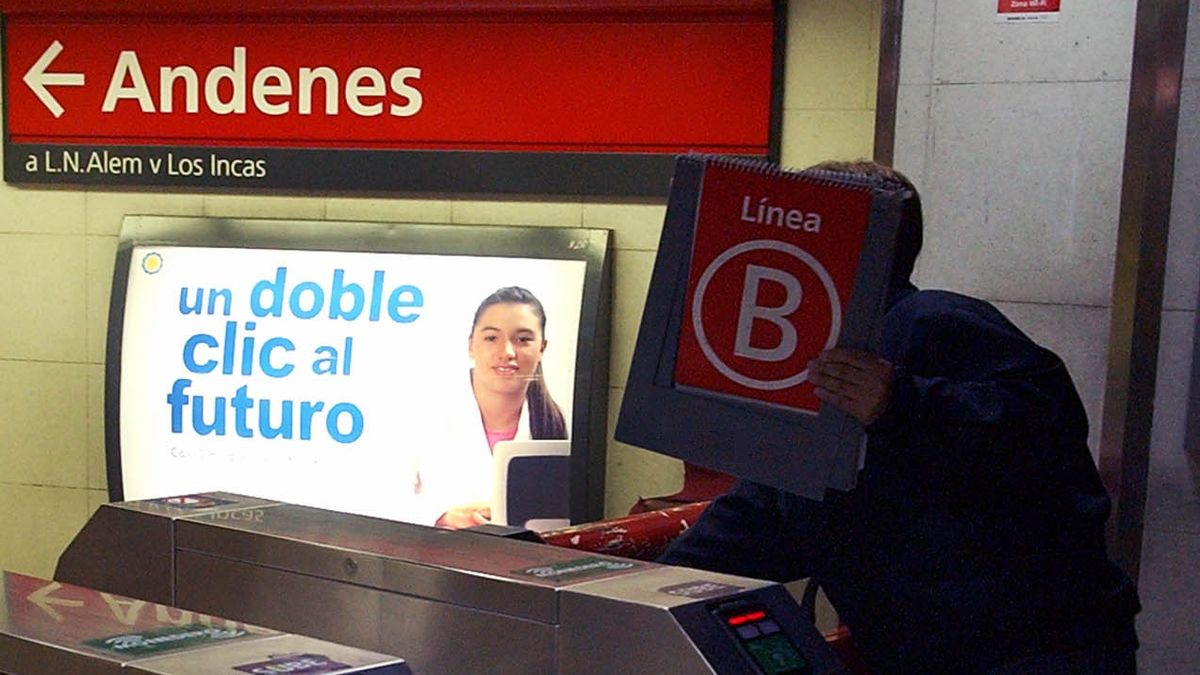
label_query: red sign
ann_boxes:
[998,0,1061,11]
[3,20,773,154]
[997,0,1061,22]
[673,162,872,413]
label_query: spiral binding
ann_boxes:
[681,151,908,196]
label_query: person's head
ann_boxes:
[468,286,567,438]
[805,159,923,288]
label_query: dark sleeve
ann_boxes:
[658,480,822,583]
[870,299,1088,490]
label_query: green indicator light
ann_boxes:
[744,634,808,675]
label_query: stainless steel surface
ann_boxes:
[558,566,764,674]
[54,502,175,606]
[54,492,284,606]
[559,587,712,674]
[565,565,774,610]
[1,570,407,675]
[125,634,409,675]
[376,577,556,675]
[173,501,640,622]
[58,493,843,674]
[1098,0,1191,581]
[175,552,385,655]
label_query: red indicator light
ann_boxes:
[726,610,767,626]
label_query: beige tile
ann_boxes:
[451,199,582,227]
[0,184,86,235]
[87,488,111,520]
[866,8,882,111]
[867,0,884,52]
[608,249,656,388]
[202,194,326,220]
[0,234,87,362]
[0,484,91,578]
[87,236,120,365]
[785,35,877,110]
[604,388,684,518]
[0,360,89,488]
[84,190,204,236]
[581,201,666,252]
[779,110,876,169]
[788,0,877,46]
[786,579,841,633]
[326,197,453,224]
[87,364,108,492]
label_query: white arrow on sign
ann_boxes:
[23,40,86,119]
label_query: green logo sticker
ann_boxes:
[514,556,638,583]
[85,623,250,656]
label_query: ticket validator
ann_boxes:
[56,493,844,674]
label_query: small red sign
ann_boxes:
[998,0,1061,11]
[673,162,872,413]
[997,0,1061,22]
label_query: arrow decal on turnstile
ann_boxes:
[27,581,85,622]
[23,41,86,119]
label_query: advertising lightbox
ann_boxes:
[106,217,611,527]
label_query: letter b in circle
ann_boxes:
[691,240,842,392]
[734,265,801,362]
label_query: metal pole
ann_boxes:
[1098,0,1190,582]
[873,0,903,166]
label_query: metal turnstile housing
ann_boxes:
[57,493,844,674]
[0,570,408,675]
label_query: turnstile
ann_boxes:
[0,570,408,674]
[57,493,844,675]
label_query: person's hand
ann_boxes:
[807,348,895,425]
[435,503,492,529]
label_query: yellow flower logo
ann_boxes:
[141,252,164,275]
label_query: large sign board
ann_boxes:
[1,2,780,195]
[107,217,611,527]
[616,156,906,498]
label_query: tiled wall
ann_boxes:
[894,1,1200,670]
[0,1,882,578]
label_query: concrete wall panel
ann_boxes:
[932,1,1136,85]
[917,80,1127,306]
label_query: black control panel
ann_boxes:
[713,602,811,675]
[669,584,845,675]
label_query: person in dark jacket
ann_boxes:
[658,160,1140,674]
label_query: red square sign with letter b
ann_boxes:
[673,162,872,413]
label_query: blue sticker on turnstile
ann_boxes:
[659,580,744,599]
[234,653,351,673]
[514,557,638,583]
[150,494,236,510]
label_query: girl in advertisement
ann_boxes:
[408,286,568,528]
